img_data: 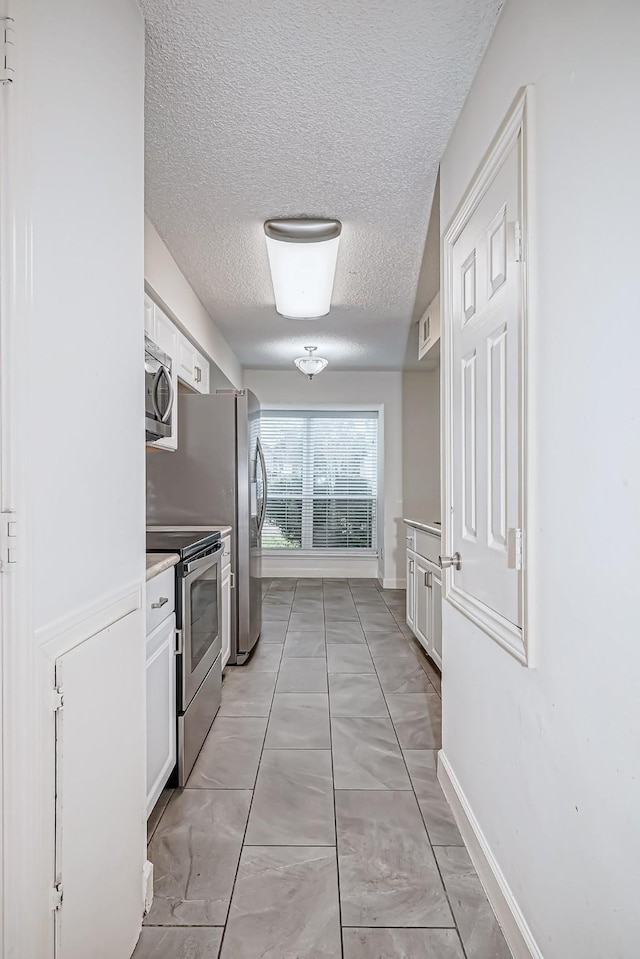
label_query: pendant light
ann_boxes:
[264,218,341,319]
[294,346,328,380]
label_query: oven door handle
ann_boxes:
[183,543,223,576]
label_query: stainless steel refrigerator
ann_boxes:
[146,390,266,664]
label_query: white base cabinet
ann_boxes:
[406,551,416,632]
[145,569,176,816]
[405,525,442,669]
[146,614,176,815]
[414,554,432,653]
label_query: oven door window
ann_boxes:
[182,554,222,706]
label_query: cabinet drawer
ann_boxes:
[405,525,416,551]
[415,529,441,565]
[221,535,231,569]
[146,567,176,634]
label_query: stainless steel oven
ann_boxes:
[145,334,174,442]
[146,529,224,785]
[178,545,223,710]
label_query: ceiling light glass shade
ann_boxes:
[264,218,341,319]
[294,346,329,380]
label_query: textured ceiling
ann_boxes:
[141,0,503,370]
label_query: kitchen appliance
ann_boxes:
[145,334,174,442]
[146,528,223,785]
[146,390,266,664]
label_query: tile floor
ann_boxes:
[134,578,511,959]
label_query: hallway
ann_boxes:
[135,578,511,959]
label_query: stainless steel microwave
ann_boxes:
[145,334,174,442]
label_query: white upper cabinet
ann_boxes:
[177,333,210,394]
[144,291,212,452]
[154,303,179,359]
[418,290,441,360]
[144,292,156,339]
[145,295,178,452]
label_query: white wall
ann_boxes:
[12,1,146,956]
[145,216,243,390]
[244,370,405,586]
[402,370,440,523]
[439,1,640,956]
[29,3,145,630]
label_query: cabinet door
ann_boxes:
[418,291,441,360]
[406,551,416,630]
[144,293,156,338]
[154,305,177,356]
[177,334,197,388]
[146,613,176,815]
[54,610,145,959]
[414,557,432,654]
[193,346,210,394]
[221,566,231,669]
[431,575,442,669]
[177,333,210,394]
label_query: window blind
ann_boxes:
[260,410,379,552]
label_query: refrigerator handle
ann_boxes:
[256,436,268,535]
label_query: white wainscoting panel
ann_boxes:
[54,606,146,959]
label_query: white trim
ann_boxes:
[38,582,143,662]
[143,859,154,916]
[262,554,378,580]
[0,4,49,956]
[261,403,383,412]
[442,86,535,667]
[382,577,406,590]
[262,549,378,558]
[438,751,544,959]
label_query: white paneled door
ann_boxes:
[444,92,530,662]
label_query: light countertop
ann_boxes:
[147,524,233,538]
[146,553,180,581]
[404,518,442,537]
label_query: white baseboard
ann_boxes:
[437,751,543,959]
[143,860,154,915]
[262,555,379,579]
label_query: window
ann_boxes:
[261,410,379,552]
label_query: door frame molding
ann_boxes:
[1,3,51,956]
[442,86,536,666]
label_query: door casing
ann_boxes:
[442,87,536,667]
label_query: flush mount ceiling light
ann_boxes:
[294,346,328,380]
[264,218,342,319]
